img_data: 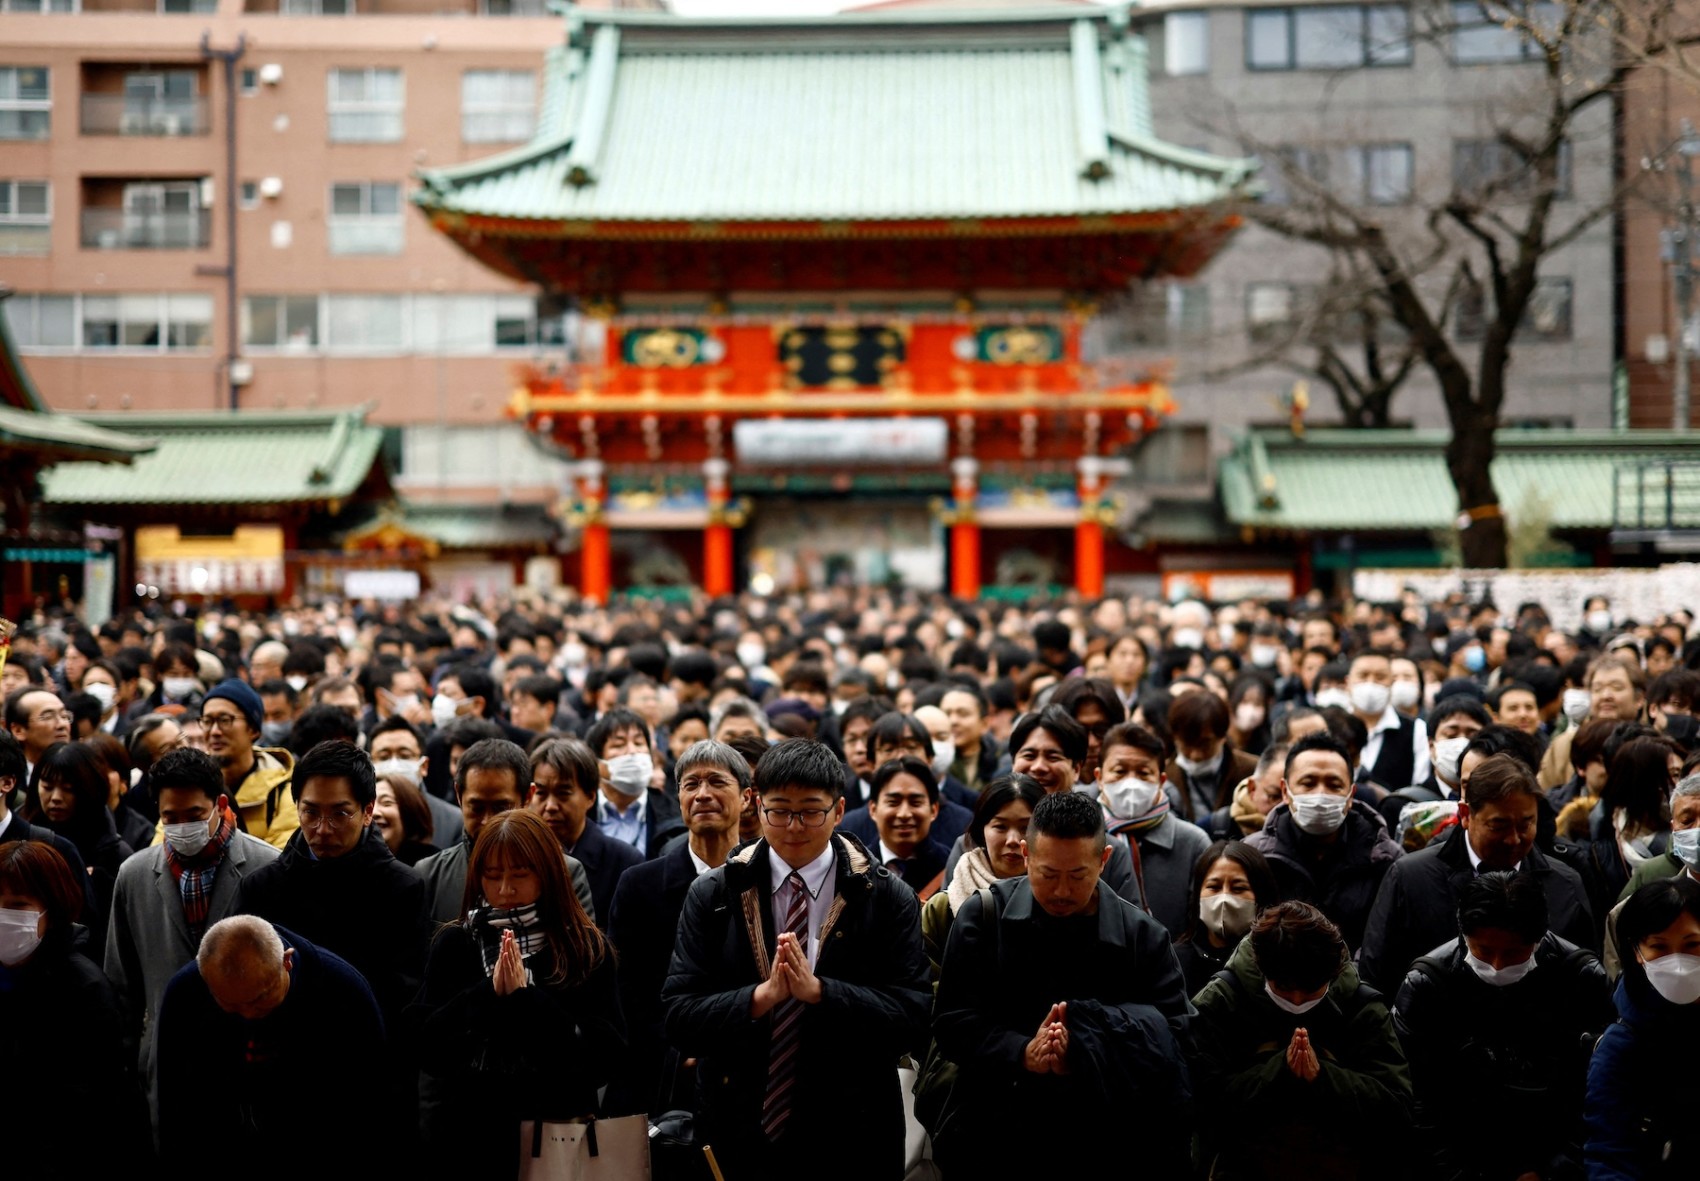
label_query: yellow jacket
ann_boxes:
[152,747,299,850]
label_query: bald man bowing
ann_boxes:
[154,915,387,1164]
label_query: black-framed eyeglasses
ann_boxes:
[761,806,834,828]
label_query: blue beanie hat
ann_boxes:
[204,678,264,735]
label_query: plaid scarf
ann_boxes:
[470,903,546,983]
[1106,794,1172,838]
[165,805,236,942]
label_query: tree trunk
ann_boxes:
[1446,409,1508,568]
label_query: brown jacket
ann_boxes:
[1166,744,1259,822]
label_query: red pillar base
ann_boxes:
[581,522,611,603]
[1075,520,1104,598]
[950,521,980,599]
[704,522,733,598]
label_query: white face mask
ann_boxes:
[606,751,652,795]
[1175,749,1223,779]
[285,674,308,693]
[1201,892,1255,943]
[1314,687,1353,711]
[1264,980,1327,1015]
[1585,609,1614,635]
[1102,776,1164,818]
[0,908,44,967]
[163,816,215,858]
[562,642,588,668]
[1561,688,1591,723]
[1234,703,1266,734]
[1465,949,1537,987]
[1290,792,1350,835]
[830,698,850,717]
[84,681,116,712]
[1641,952,1700,1006]
[1250,643,1281,668]
[431,693,462,729]
[1349,681,1391,716]
[1673,826,1700,869]
[1433,736,1471,788]
[1389,681,1421,710]
[737,643,766,669]
[929,739,956,780]
[388,693,418,718]
[1172,628,1205,651]
[162,676,199,702]
[374,757,423,787]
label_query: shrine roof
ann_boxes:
[415,7,1255,229]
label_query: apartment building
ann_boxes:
[2,0,659,509]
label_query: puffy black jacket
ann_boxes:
[1243,802,1403,952]
[1395,934,1612,1181]
[662,832,930,1180]
[1358,825,1596,993]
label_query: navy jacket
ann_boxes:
[568,818,644,930]
[1586,973,1700,1179]
[606,837,701,1115]
[841,795,972,853]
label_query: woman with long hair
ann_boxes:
[1173,839,1280,995]
[372,771,437,867]
[412,808,623,1174]
[26,741,131,949]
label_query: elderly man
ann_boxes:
[5,685,71,790]
[154,915,385,1160]
[606,738,753,1115]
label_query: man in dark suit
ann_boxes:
[864,755,951,895]
[527,735,642,927]
[585,708,684,859]
[663,739,930,1180]
[605,738,752,1116]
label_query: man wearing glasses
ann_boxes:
[663,738,930,1181]
[195,679,298,849]
[4,685,72,798]
[233,738,427,1025]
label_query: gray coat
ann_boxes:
[1119,812,1214,940]
[414,837,596,927]
[103,832,279,1077]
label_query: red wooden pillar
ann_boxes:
[576,460,610,603]
[1075,456,1105,598]
[703,457,734,598]
[949,457,980,599]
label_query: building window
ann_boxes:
[1246,5,1411,71]
[324,294,406,352]
[1455,276,1572,341]
[1,0,77,10]
[494,294,566,348]
[1451,1,1561,64]
[240,68,259,96]
[1246,282,1301,343]
[1163,12,1211,76]
[243,295,321,350]
[114,70,202,137]
[1135,425,1212,485]
[159,0,216,11]
[1111,282,1212,348]
[1356,143,1413,204]
[1258,146,1331,205]
[3,293,76,348]
[480,0,549,14]
[461,70,536,143]
[327,67,403,143]
[0,179,51,255]
[0,67,51,141]
[240,181,259,210]
[327,181,403,254]
[283,0,354,12]
[80,294,210,351]
[1452,137,1571,200]
[82,181,208,250]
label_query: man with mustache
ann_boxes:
[605,739,753,1115]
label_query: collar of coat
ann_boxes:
[725,831,878,983]
[988,876,1137,949]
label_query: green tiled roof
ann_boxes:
[401,504,557,549]
[0,404,156,466]
[40,408,385,506]
[1219,429,1700,532]
[416,9,1254,225]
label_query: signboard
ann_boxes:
[1353,565,1700,632]
[734,418,947,466]
[135,524,286,596]
[343,569,422,601]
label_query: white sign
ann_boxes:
[343,569,422,601]
[734,418,948,466]
[1353,565,1700,632]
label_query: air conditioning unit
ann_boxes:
[258,176,284,199]
[258,63,284,86]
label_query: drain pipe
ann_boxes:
[199,32,246,411]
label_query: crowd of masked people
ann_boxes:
[2,584,1699,1179]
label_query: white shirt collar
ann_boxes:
[770,840,835,898]
[1464,835,1520,874]
[877,839,908,866]
[687,844,713,877]
[1367,705,1402,738]
[599,788,648,819]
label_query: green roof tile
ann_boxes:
[40,408,386,506]
[0,404,156,466]
[1219,429,1700,532]
[416,11,1252,225]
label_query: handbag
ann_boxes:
[518,1115,652,1180]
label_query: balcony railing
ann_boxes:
[80,95,209,137]
[0,223,51,255]
[81,207,210,250]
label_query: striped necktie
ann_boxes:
[760,870,811,1141]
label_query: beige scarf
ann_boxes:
[946,846,1002,914]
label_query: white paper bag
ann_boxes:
[519,1116,651,1181]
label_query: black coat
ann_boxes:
[606,837,700,1116]
[1244,803,1404,952]
[840,795,972,853]
[662,832,930,1181]
[1395,934,1612,1181]
[1358,825,1596,993]
[568,818,643,929]
[881,835,951,894]
[931,877,1193,1173]
[410,922,623,1173]
[234,825,428,1021]
[1,925,146,1173]
[0,812,96,916]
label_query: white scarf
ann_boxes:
[946,846,1002,914]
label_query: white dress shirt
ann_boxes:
[1359,706,1432,786]
[769,841,837,968]
[688,844,714,877]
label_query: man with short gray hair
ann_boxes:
[155,915,385,1158]
[711,696,768,744]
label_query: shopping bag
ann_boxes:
[520,1116,652,1181]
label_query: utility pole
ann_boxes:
[1663,120,1699,432]
[198,33,246,412]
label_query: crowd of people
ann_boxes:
[2,584,1699,1179]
